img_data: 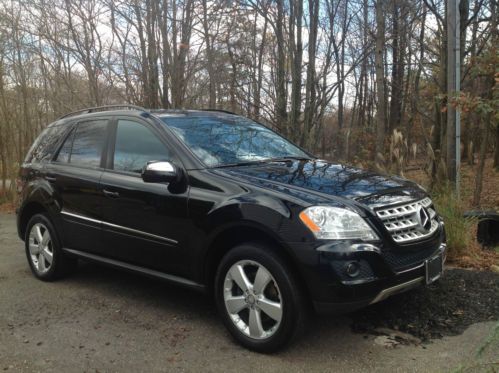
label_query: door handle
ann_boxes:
[103,189,120,198]
[45,175,57,182]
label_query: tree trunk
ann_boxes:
[254,15,267,120]
[289,0,303,143]
[202,0,216,108]
[375,0,387,157]
[145,0,159,108]
[473,120,489,206]
[494,125,499,171]
[446,0,459,182]
[302,0,319,148]
[275,0,288,133]
[159,0,171,108]
[171,0,193,108]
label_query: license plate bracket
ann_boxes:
[425,253,443,284]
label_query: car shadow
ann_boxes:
[63,260,357,355]
[67,260,217,318]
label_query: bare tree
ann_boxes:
[375,0,387,157]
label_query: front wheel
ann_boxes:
[215,243,306,352]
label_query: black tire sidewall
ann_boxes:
[25,213,64,281]
[215,243,304,353]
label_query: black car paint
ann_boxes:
[17,109,445,313]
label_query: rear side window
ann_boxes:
[56,128,75,163]
[24,124,69,164]
[113,120,170,173]
[55,120,108,168]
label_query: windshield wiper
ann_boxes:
[265,156,314,163]
[213,160,270,168]
[213,156,313,169]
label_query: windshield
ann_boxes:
[160,115,311,167]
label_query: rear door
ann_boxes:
[45,118,109,253]
[99,117,190,275]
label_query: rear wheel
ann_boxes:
[215,243,306,352]
[25,213,77,281]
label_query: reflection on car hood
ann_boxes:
[215,159,426,207]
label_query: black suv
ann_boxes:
[17,105,446,352]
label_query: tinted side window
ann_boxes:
[55,128,75,163]
[113,120,170,173]
[69,120,108,168]
[25,124,70,163]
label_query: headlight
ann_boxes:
[299,206,379,240]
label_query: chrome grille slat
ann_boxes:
[376,198,439,244]
[385,220,419,232]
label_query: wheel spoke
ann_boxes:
[229,265,251,292]
[29,243,40,255]
[37,253,46,272]
[258,298,282,322]
[41,230,50,247]
[34,225,43,243]
[253,266,271,295]
[225,295,247,314]
[248,308,264,338]
[42,248,53,265]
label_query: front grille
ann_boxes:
[376,197,439,244]
[383,246,439,271]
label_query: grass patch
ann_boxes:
[431,185,476,260]
[431,184,499,268]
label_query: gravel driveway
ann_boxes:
[0,212,497,372]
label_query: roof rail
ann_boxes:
[58,104,147,120]
[201,108,237,115]
[149,109,190,115]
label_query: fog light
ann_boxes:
[345,261,360,278]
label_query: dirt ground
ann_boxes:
[351,268,499,342]
[1,213,498,372]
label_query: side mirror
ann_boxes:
[141,161,178,183]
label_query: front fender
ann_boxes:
[204,196,309,244]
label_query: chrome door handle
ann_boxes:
[103,189,120,198]
[45,176,57,182]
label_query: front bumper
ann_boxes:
[287,222,446,314]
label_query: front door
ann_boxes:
[99,118,189,276]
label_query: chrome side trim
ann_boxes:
[61,210,178,244]
[370,277,424,305]
[101,220,178,244]
[63,248,204,290]
[61,210,101,225]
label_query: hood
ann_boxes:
[215,159,426,208]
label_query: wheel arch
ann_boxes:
[17,176,63,240]
[18,196,60,241]
[203,222,310,305]
[18,201,49,240]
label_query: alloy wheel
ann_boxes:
[28,223,53,274]
[223,260,283,340]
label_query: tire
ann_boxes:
[214,242,306,352]
[25,213,77,281]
